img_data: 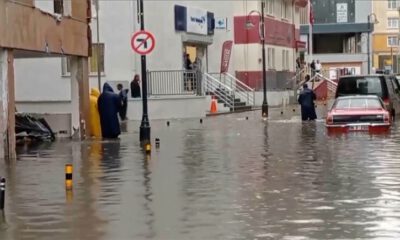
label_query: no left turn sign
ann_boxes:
[131,30,156,55]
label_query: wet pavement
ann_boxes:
[1,107,400,239]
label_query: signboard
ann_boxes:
[131,31,156,55]
[186,7,208,35]
[336,3,348,23]
[220,40,233,73]
[215,17,227,30]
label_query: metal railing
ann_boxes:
[147,70,202,96]
[208,72,256,107]
[203,73,235,111]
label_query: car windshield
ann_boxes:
[335,98,383,109]
[337,77,384,98]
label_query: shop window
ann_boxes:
[62,43,105,76]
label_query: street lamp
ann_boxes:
[138,0,151,144]
[246,1,268,118]
[367,13,379,74]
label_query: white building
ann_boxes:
[14,0,306,136]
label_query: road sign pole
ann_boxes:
[138,0,151,144]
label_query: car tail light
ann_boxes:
[384,113,390,123]
[326,115,333,124]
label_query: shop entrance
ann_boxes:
[182,44,207,94]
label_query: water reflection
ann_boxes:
[1,114,400,239]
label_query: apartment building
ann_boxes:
[372,0,400,73]
[300,0,373,79]
[233,0,307,90]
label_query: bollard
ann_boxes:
[145,143,151,154]
[0,178,5,211]
[200,119,203,124]
[155,138,160,148]
[246,116,249,120]
[65,164,73,191]
[166,121,170,126]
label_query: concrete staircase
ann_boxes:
[213,88,252,112]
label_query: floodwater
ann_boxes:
[1,110,400,239]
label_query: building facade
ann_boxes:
[0,0,91,159]
[300,0,373,79]
[372,0,400,73]
[13,0,304,125]
[233,0,307,90]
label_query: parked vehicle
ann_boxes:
[335,75,400,120]
[326,96,391,133]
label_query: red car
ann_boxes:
[326,96,391,133]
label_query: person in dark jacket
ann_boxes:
[130,75,141,98]
[98,83,122,139]
[117,84,129,121]
[298,84,317,121]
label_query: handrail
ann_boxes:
[203,73,235,110]
[207,72,255,107]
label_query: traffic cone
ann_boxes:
[210,96,218,113]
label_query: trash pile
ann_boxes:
[15,114,55,143]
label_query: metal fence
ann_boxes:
[147,70,202,96]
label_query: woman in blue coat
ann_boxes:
[98,83,122,139]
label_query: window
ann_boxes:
[54,0,63,14]
[281,1,289,19]
[54,0,71,15]
[388,18,399,28]
[388,0,399,9]
[388,36,398,46]
[264,0,274,16]
[282,50,290,70]
[62,43,105,75]
[267,48,275,69]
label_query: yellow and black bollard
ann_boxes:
[155,138,160,148]
[65,164,73,191]
[145,143,151,154]
[0,178,5,211]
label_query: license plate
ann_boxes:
[349,125,368,131]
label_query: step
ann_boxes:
[230,105,253,112]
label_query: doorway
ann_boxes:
[182,43,207,95]
[183,44,206,72]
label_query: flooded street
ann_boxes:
[1,110,400,239]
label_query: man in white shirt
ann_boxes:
[315,60,322,74]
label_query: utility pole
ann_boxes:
[260,1,268,118]
[138,0,151,144]
[95,0,101,92]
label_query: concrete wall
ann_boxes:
[127,96,208,120]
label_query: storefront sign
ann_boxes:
[336,3,348,23]
[187,7,208,35]
[216,17,227,30]
[220,40,233,73]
